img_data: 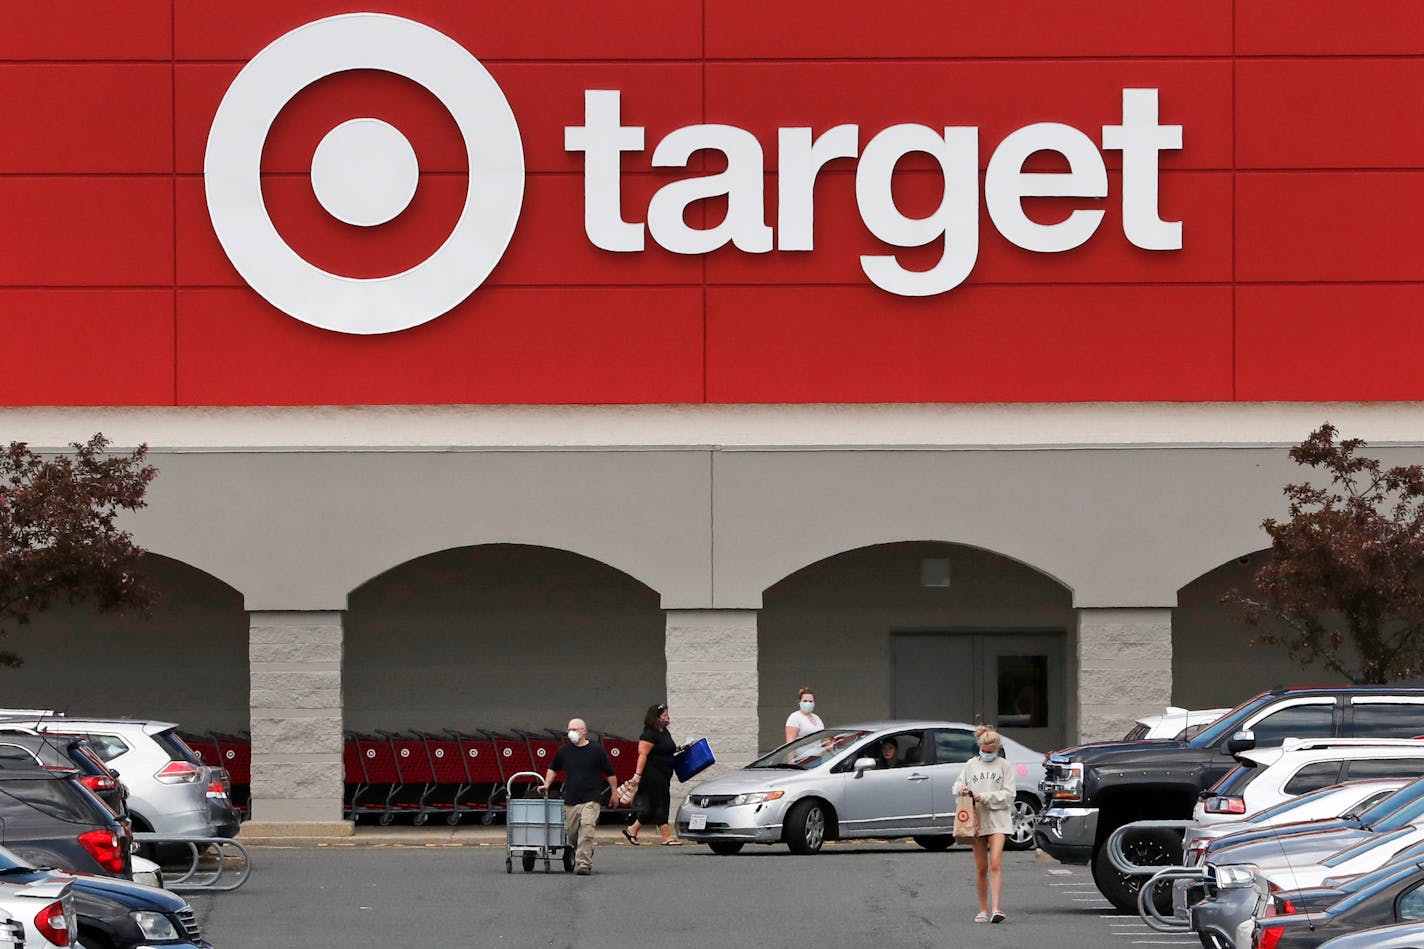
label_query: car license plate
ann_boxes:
[688,813,707,831]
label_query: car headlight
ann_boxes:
[729,791,785,807]
[130,911,180,940]
[1047,762,1084,802]
[1211,864,1259,889]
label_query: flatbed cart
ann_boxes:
[504,771,575,873]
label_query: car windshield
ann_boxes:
[0,846,32,873]
[1251,784,1394,825]
[1321,826,1412,868]
[1189,694,1272,749]
[747,730,870,771]
[1331,862,1424,913]
[1366,778,1424,829]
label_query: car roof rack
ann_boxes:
[1280,736,1424,752]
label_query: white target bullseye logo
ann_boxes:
[204,13,525,335]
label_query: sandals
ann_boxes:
[661,838,683,846]
[990,910,1006,924]
[973,912,988,924]
[621,828,640,846]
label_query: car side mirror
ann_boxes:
[1225,730,1256,756]
[853,757,876,777]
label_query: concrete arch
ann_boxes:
[758,536,1074,600]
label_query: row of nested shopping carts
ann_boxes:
[343,730,643,826]
[181,732,253,819]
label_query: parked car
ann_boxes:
[1252,860,1424,949]
[1194,738,1424,824]
[0,876,75,949]
[1199,775,1424,869]
[1123,707,1229,742]
[1184,779,1407,866]
[0,715,234,840]
[1038,686,1424,912]
[0,732,129,821]
[674,721,1045,854]
[0,764,130,879]
[1317,920,1424,949]
[0,844,211,949]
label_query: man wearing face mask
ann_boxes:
[784,687,824,743]
[545,718,619,875]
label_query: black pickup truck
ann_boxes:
[1035,686,1424,912]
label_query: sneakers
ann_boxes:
[575,865,592,876]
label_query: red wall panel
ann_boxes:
[1236,173,1424,282]
[706,0,1233,58]
[1237,286,1424,401]
[0,3,172,61]
[1236,1,1424,55]
[0,291,174,405]
[0,65,172,173]
[175,288,705,405]
[0,179,173,286]
[174,0,702,61]
[2,4,1423,405]
[1236,60,1424,169]
[705,285,1233,403]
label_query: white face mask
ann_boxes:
[800,700,815,714]
[568,730,583,743]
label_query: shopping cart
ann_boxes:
[503,771,575,874]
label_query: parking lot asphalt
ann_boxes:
[189,840,1202,949]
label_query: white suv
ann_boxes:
[1123,707,1230,741]
[0,714,219,839]
[1194,737,1424,824]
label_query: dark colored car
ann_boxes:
[0,733,128,820]
[0,844,210,949]
[0,766,131,879]
[1037,686,1424,912]
[1253,860,1424,949]
[204,767,239,840]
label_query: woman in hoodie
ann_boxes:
[952,726,1016,924]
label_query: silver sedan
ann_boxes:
[673,721,1045,854]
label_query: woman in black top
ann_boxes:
[623,703,681,845]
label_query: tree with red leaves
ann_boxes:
[1230,424,1424,684]
[0,434,157,668]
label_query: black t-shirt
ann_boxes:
[550,742,615,806]
[639,727,677,780]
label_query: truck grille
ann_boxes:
[176,907,202,941]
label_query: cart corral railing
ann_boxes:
[135,833,251,893]
[1103,819,1201,933]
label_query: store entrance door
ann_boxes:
[891,632,1067,752]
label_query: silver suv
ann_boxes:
[0,714,217,838]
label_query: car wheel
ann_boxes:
[707,841,745,855]
[912,835,954,852]
[522,852,537,872]
[1004,795,1041,852]
[1090,827,1180,914]
[784,799,827,854]
[563,848,576,872]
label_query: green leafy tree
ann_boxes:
[0,434,157,668]
[1229,424,1424,684]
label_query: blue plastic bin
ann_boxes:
[673,738,715,782]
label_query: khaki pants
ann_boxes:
[564,801,600,870]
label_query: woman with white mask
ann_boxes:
[952,726,1016,924]
[783,687,824,743]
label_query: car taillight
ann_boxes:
[206,779,228,799]
[154,761,202,784]
[1205,796,1247,814]
[33,900,72,946]
[1279,898,1296,914]
[80,774,117,793]
[1256,923,1285,949]
[77,829,126,874]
